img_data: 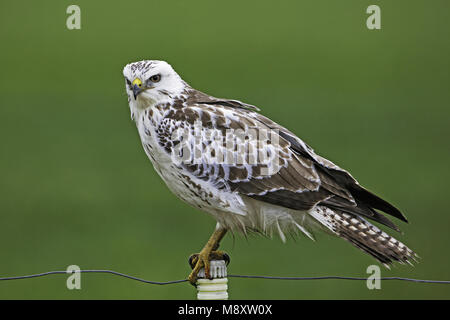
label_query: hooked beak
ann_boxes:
[132,78,143,99]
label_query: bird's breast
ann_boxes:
[135,107,248,216]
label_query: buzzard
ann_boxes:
[123,60,417,284]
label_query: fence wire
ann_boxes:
[0,269,449,285]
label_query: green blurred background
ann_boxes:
[0,0,449,299]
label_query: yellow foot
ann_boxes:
[188,250,230,285]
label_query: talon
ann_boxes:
[188,270,200,287]
[187,250,230,285]
[223,252,230,266]
[188,254,199,269]
[188,252,209,285]
[186,228,228,286]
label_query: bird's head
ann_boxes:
[123,60,186,112]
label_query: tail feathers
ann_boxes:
[309,206,418,266]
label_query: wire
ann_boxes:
[0,270,187,285]
[227,274,450,284]
[0,270,449,285]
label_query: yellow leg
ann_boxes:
[188,227,228,285]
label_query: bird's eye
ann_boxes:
[150,74,161,83]
[125,78,131,85]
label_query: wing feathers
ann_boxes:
[158,92,408,232]
[349,184,408,223]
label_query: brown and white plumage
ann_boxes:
[123,60,417,266]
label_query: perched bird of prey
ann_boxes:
[123,60,417,284]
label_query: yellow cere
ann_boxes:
[132,78,142,87]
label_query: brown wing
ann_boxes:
[155,91,407,231]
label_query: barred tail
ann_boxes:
[309,206,418,266]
